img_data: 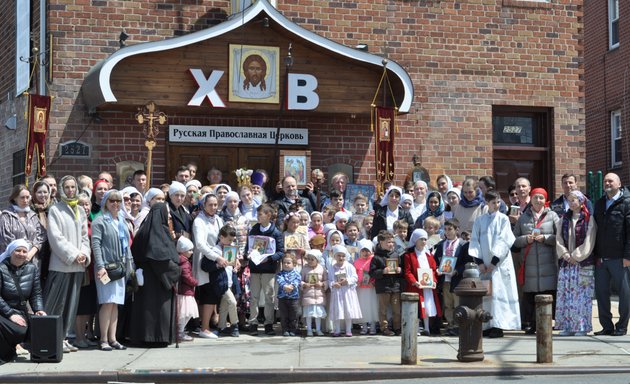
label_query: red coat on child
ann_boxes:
[403,249,442,319]
[178,255,198,296]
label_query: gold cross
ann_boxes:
[136,101,167,187]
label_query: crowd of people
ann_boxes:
[0,162,626,364]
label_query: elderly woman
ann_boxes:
[221,191,249,253]
[185,180,201,211]
[92,190,132,351]
[167,182,191,240]
[410,181,428,222]
[129,203,181,347]
[370,186,414,240]
[44,175,91,353]
[555,191,597,336]
[513,187,560,334]
[0,185,46,264]
[192,194,225,338]
[0,240,46,363]
[134,187,165,231]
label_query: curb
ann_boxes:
[2,366,630,383]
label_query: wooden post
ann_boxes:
[401,292,419,365]
[535,294,553,363]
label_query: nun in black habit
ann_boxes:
[129,203,181,347]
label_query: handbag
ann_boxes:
[104,261,126,281]
[201,257,219,273]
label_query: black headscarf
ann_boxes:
[131,203,177,265]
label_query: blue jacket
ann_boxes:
[276,269,301,299]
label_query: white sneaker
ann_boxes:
[198,330,218,339]
[63,340,78,352]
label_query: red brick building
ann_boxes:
[585,0,629,183]
[0,0,584,200]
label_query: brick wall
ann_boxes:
[584,0,630,183]
[0,0,584,199]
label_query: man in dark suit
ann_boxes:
[593,172,630,336]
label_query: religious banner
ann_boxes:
[25,94,52,178]
[370,62,399,194]
[374,106,396,184]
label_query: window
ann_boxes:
[12,149,25,186]
[609,0,619,49]
[611,110,622,167]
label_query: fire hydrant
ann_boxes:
[453,262,492,362]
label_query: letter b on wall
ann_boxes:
[287,74,319,110]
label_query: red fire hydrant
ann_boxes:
[453,262,492,362]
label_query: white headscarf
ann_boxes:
[305,249,323,265]
[185,180,202,190]
[144,188,164,207]
[169,181,186,196]
[331,244,350,259]
[333,211,351,224]
[121,186,141,199]
[380,186,403,207]
[213,183,232,195]
[408,228,429,248]
[447,188,461,199]
[0,239,30,264]
[325,230,344,251]
[358,238,373,252]
[323,223,337,236]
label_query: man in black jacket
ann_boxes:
[593,172,630,336]
[274,176,313,228]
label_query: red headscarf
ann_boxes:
[530,187,549,207]
[93,179,109,195]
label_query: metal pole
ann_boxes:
[535,294,553,363]
[400,292,419,365]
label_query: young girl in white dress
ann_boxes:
[328,245,362,337]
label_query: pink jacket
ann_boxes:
[300,264,327,306]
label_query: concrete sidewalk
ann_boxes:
[0,330,628,383]
[0,300,628,383]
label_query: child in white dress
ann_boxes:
[328,244,362,337]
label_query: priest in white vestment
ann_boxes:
[468,191,521,337]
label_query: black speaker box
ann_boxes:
[30,315,63,363]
